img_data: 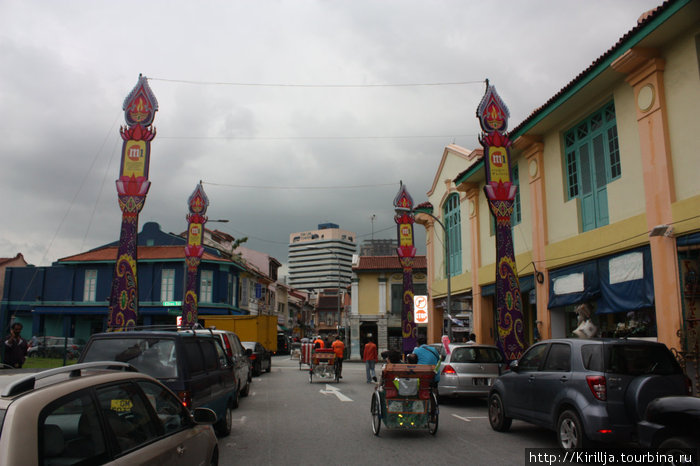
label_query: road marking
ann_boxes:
[320,384,353,402]
[452,414,488,422]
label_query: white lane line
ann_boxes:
[452,414,488,422]
[319,384,353,402]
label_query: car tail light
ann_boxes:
[222,337,233,358]
[249,354,257,360]
[177,390,192,409]
[442,365,456,375]
[586,375,607,401]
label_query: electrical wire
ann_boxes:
[202,180,398,190]
[148,77,485,88]
[158,134,477,141]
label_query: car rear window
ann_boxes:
[82,337,178,379]
[451,347,503,363]
[183,340,205,376]
[605,344,682,376]
[581,344,604,371]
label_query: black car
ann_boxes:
[243,341,271,376]
[79,328,239,437]
[489,338,690,449]
[637,395,700,450]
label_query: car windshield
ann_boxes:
[242,342,255,351]
[83,338,178,379]
[450,347,504,364]
[605,344,682,376]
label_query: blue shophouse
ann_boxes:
[1,222,246,344]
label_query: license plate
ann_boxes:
[473,377,491,386]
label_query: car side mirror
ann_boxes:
[508,360,520,372]
[192,407,217,425]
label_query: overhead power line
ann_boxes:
[202,181,397,190]
[159,134,477,141]
[148,77,486,88]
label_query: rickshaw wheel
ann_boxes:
[428,391,439,435]
[371,391,382,436]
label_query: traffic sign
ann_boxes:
[414,295,428,323]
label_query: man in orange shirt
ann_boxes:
[362,334,378,383]
[331,335,345,379]
[313,336,324,349]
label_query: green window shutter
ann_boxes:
[443,194,462,277]
[563,101,619,232]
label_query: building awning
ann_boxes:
[596,247,654,314]
[547,247,654,314]
[548,260,600,308]
[481,274,535,297]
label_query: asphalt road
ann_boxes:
[219,355,558,466]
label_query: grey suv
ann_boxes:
[79,328,239,437]
[488,338,690,449]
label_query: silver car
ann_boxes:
[437,344,505,398]
[0,362,219,465]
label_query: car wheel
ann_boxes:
[371,391,382,436]
[659,436,699,451]
[241,376,250,397]
[215,404,233,437]
[488,392,512,432]
[557,409,588,449]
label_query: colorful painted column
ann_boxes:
[182,183,209,327]
[477,82,525,361]
[107,75,158,330]
[394,183,417,353]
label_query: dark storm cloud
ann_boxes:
[0,0,662,267]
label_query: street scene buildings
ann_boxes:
[1,1,698,393]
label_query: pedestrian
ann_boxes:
[313,335,324,349]
[363,334,378,383]
[412,337,441,382]
[331,335,345,379]
[4,323,29,368]
[467,333,477,344]
[381,347,403,364]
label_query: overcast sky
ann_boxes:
[1,0,663,272]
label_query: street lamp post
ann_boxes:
[413,210,452,341]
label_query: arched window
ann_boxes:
[443,193,462,277]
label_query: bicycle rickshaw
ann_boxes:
[309,348,340,383]
[370,363,438,435]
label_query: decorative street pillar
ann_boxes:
[182,183,209,327]
[107,75,158,330]
[477,81,525,361]
[394,182,418,354]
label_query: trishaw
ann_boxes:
[309,348,340,383]
[370,363,438,435]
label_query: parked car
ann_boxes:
[0,361,219,465]
[637,395,700,450]
[243,341,271,376]
[79,328,239,436]
[438,344,505,399]
[27,336,82,359]
[276,333,289,355]
[210,329,252,398]
[488,338,690,449]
